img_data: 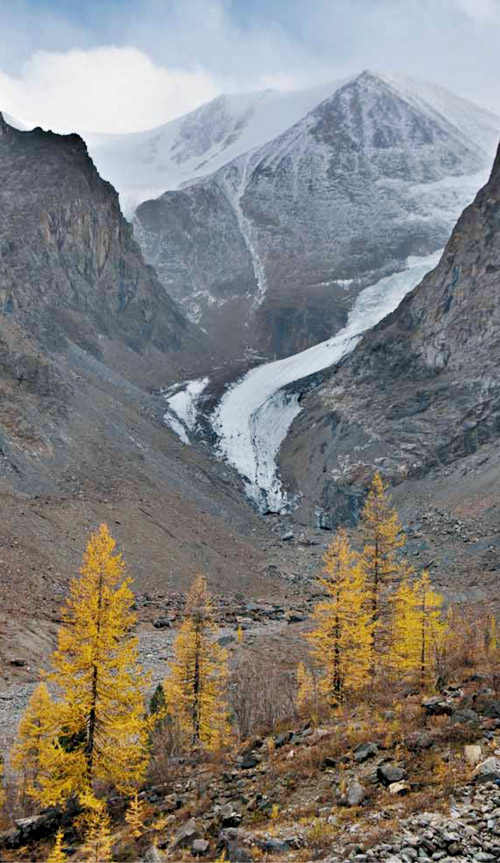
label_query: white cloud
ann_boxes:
[0,46,220,133]
[0,1,499,134]
[451,0,500,22]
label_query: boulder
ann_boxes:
[218,805,242,828]
[286,612,305,623]
[239,753,259,769]
[451,708,480,725]
[306,727,331,745]
[388,781,410,795]
[464,744,483,766]
[353,741,379,763]
[406,731,434,752]
[262,838,290,854]
[481,700,500,719]
[377,764,407,786]
[153,618,172,629]
[422,696,453,716]
[172,819,201,850]
[219,835,253,863]
[274,731,292,749]
[143,846,165,862]
[346,779,367,806]
[473,756,500,783]
[192,838,210,856]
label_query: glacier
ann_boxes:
[210,250,442,512]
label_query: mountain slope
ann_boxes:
[132,71,500,360]
[0,114,285,623]
[0,113,210,381]
[85,81,342,215]
[279,141,500,527]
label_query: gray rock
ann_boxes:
[451,708,479,724]
[377,764,407,786]
[153,618,172,629]
[353,741,379,763]
[406,732,434,752]
[192,838,210,856]
[172,818,201,850]
[142,846,165,862]
[281,530,294,542]
[239,753,259,769]
[464,745,483,766]
[347,779,367,806]
[388,781,411,795]
[421,697,454,717]
[262,838,290,854]
[481,700,500,719]
[474,757,500,784]
[218,805,242,828]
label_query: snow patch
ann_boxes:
[211,250,442,512]
[163,377,209,444]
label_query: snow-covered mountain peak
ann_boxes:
[133,70,499,360]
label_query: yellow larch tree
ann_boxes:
[391,571,448,689]
[305,529,374,706]
[79,795,113,863]
[47,829,66,863]
[47,523,149,799]
[486,614,498,657]
[125,792,147,838]
[358,472,407,666]
[11,524,149,807]
[164,575,230,751]
[296,662,319,719]
[10,681,73,806]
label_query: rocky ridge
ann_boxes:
[279,140,500,530]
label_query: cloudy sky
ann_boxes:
[0,0,499,133]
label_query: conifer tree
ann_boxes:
[358,473,406,665]
[391,571,448,688]
[80,797,113,863]
[296,662,318,718]
[305,529,374,706]
[164,575,230,750]
[47,829,66,863]
[149,683,166,717]
[11,525,149,806]
[10,682,71,806]
[486,614,498,656]
[125,792,146,838]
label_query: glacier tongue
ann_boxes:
[211,250,442,512]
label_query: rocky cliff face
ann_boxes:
[0,113,206,373]
[279,142,500,527]
[134,72,499,360]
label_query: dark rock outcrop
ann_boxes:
[0,112,203,366]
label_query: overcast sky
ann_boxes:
[0,0,499,133]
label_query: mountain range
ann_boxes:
[1,69,500,621]
[88,70,500,359]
